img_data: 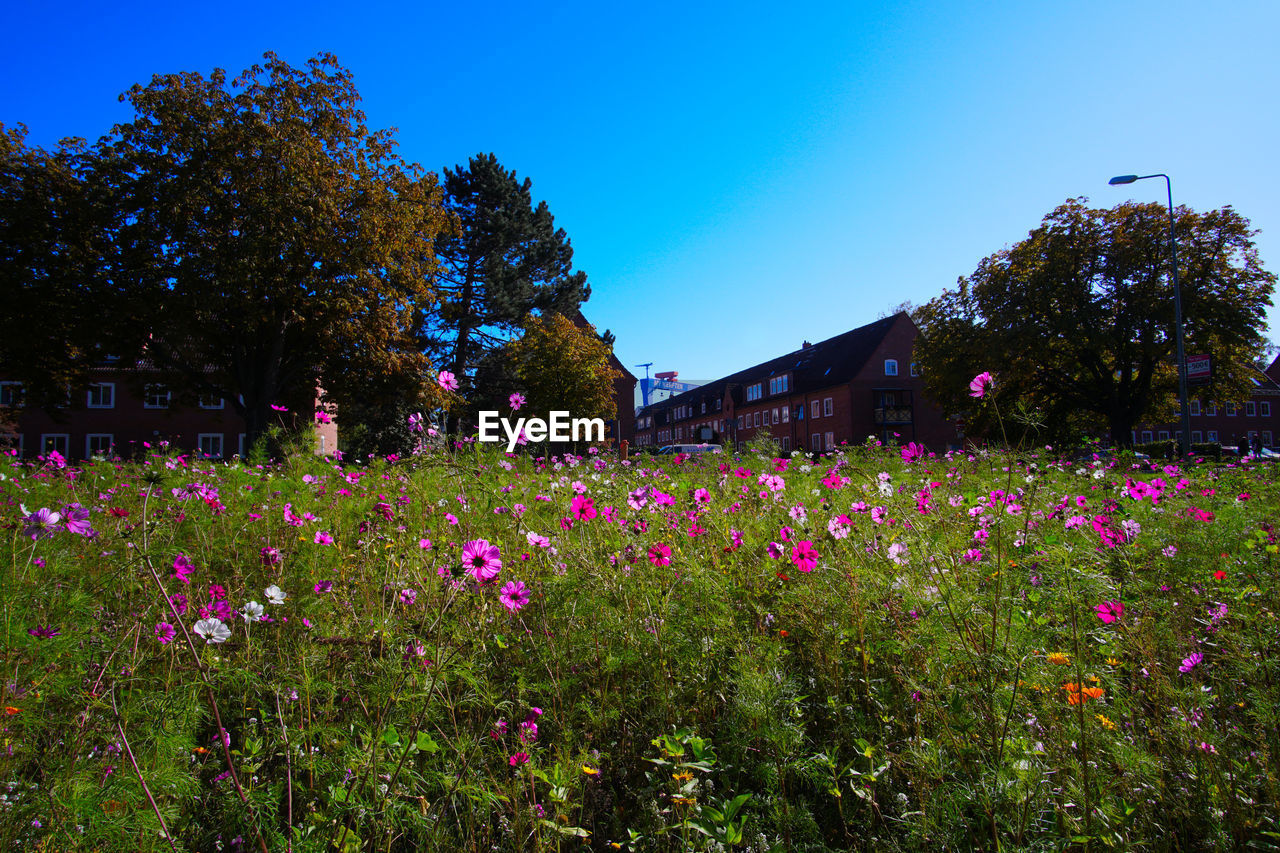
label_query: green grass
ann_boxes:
[2,438,1279,851]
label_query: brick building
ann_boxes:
[0,362,337,461]
[1131,357,1280,451]
[569,310,636,449]
[630,312,957,452]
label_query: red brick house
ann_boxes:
[0,362,337,461]
[630,312,957,453]
[1130,357,1280,451]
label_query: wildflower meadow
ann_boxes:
[3,419,1280,849]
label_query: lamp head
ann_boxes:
[1109,175,1138,185]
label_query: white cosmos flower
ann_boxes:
[194,618,232,644]
[241,601,265,622]
[264,585,287,606]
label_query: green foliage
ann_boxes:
[501,312,621,426]
[3,439,1280,850]
[916,197,1276,446]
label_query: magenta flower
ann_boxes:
[766,542,784,559]
[27,624,59,639]
[969,371,993,398]
[437,370,459,392]
[315,411,333,424]
[314,531,335,546]
[260,546,282,566]
[463,539,502,582]
[509,392,526,411]
[1095,600,1124,624]
[270,404,289,412]
[408,412,424,433]
[648,543,672,567]
[172,553,195,584]
[900,442,925,464]
[791,540,819,573]
[313,580,333,594]
[1179,652,1203,673]
[62,503,95,537]
[509,751,529,767]
[499,580,530,612]
[154,622,176,644]
[570,495,597,521]
[22,507,61,540]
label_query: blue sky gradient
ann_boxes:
[4,1,1277,381]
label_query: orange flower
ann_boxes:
[1081,686,1105,700]
[3,707,20,716]
[1047,652,1071,665]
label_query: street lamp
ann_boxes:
[1109,173,1192,457]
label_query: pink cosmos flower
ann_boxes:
[500,580,530,612]
[22,507,61,540]
[1179,652,1203,673]
[314,531,334,546]
[437,370,459,392]
[648,543,672,567]
[154,622,176,644]
[509,752,529,767]
[570,495,597,521]
[766,542,785,559]
[509,392,526,411]
[313,581,333,594]
[270,404,289,411]
[400,588,417,606]
[969,371,993,398]
[1095,600,1124,624]
[172,553,194,584]
[463,539,502,582]
[408,412,424,433]
[791,540,819,573]
[62,503,95,537]
[900,442,925,464]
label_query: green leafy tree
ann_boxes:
[502,312,621,428]
[98,52,449,447]
[422,153,590,427]
[0,125,136,411]
[915,198,1275,446]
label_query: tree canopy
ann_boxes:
[421,153,590,426]
[503,312,621,427]
[914,197,1275,446]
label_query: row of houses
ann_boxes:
[6,310,1280,460]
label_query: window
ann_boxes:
[41,434,69,457]
[700,401,706,414]
[781,436,790,451]
[1246,401,1257,417]
[1157,430,1169,441]
[1225,402,1237,416]
[1140,430,1153,443]
[910,362,920,377]
[773,407,780,424]
[200,394,224,410]
[823,397,833,417]
[1206,403,1217,416]
[825,431,835,450]
[0,381,22,407]
[1189,400,1201,416]
[239,434,246,457]
[746,383,763,402]
[1262,402,1272,417]
[1207,430,1218,443]
[144,385,171,409]
[811,400,820,419]
[1191,431,1203,444]
[198,433,224,458]
[811,433,822,451]
[753,411,760,428]
[87,383,115,409]
[1264,431,1273,448]
[884,359,898,376]
[781,406,789,423]
[86,434,113,457]
[761,410,769,427]
[769,375,790,395]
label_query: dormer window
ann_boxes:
[885,359,898,377]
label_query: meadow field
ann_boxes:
[3,431,1279,851]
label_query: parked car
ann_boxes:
[656,443,722,455]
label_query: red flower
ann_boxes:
[1213,569,1227,580]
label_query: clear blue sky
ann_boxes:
[4,1,1278,381]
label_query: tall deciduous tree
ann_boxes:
[99,52,449,447]
[502,312,621,427]
[915,198,1275,445]
[423,153,590,423]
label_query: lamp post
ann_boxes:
[1109,173,1192,457]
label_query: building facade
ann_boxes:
[630,312,957,452]
[1131,358,1280,451]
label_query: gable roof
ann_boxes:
[638,313,907,417]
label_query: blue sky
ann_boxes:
[4,1,1278,382]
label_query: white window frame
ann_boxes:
[1189,400,1201,416]
[1246,401,1257,417]
[823,397,833,417]
[910,362,920,377]
[753,411,760,428]
[199,394,225,410]
[1157,430,1169,441]
[1207,430,1218,443]
[0,381,23,408]
[811,433,822,451]
[781,406,789,423]
[86,433,113,457]
[1263,430,1273,448]
[1191,430,1203,444]
[811,400,820,419]
[884,358,898,376]
[144,385,172,409]
[197,433,224,458]
[1140,430,1153,443]
[825,431,835,450]
[781,436,790,451]
[762,410,770,427]
[1225,402,1237,417]
[1206,403,1217,416]
[1261,402,1272,417]
[41,433,69,456]
[87,382,115,409]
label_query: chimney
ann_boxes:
[801,340,811,349]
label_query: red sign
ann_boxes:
[1187,354,1211,384]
